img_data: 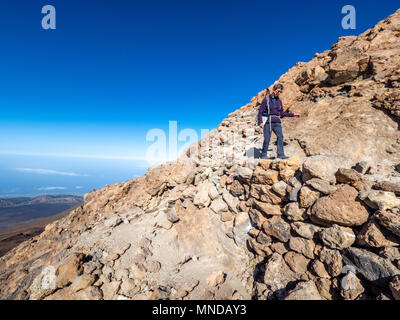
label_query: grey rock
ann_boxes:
[235,166,253,181]
[263,216,291,243]
[302,155,338,184]
[373,181,400,196]
[284,202,306,222]
[354,161,371,174]
[222,190,239,214]
[363,190,400,210]
[209,197,228,214]
[319,224,356,249]
[375,208,400,237]
[288,173,303,188]
[262,253,298,294]
[292,222,320,239]
[305,178,337,195]
[166,210,180,223]
[272,181,287,197]
[208,185,220,200]
[181,199,192,208]
[256,232,272,246]
[342,247,400,287]
[233,211,251,248]
[104,217,123,228]
[289,186,301,202]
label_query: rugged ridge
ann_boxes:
[0,9,400,300]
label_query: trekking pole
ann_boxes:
[267,95,272,134]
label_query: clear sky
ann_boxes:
[0,0,399,196]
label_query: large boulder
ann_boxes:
[29,266,58,300]
[310,184,369,226]
[327,40,370,85]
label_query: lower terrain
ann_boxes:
[0,196,83,257]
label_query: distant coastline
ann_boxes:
[0,196,83,257]
[0,194,83,231]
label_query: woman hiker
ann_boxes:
[257,83,300,159]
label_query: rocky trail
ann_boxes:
[0,9,400,300]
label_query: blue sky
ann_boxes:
[0,0,399,196]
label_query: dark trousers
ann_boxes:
[261,122,285,158]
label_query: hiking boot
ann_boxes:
[260,155,275,160]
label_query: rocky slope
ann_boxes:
[0,9,400,300]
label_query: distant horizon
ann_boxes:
[0,193,84,199]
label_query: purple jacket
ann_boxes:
[257,94,294,125]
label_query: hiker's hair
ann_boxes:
[273,83,284,91]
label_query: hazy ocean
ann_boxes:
[0,154,149,197]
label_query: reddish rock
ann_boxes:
[277,157,301,183]
[253,200,282,216]
[253,167,280,185]
[318,247,343,277]
[374,208,400,237]
[310,260,330,279]
[284,251,310,274]
[335,168,364,185]
[299,186,320,208]
[310,185,369,226]
[56,253,85,287]
[288,237,315,259]
[357,220,399,248]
